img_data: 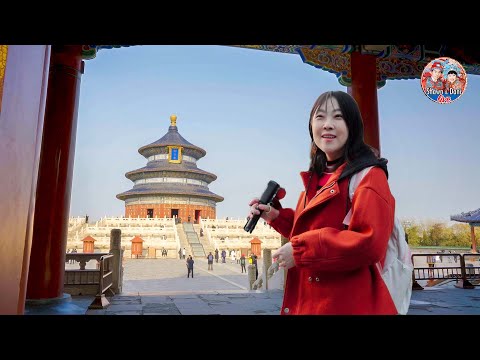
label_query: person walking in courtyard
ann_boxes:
[186,255,194,278]
[207,252,214,270]
[182,247,186,259]
[240,254,247,273]
[215,248,219,263]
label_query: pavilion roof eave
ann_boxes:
[235,45,480,88]
[82,45,480,89]
[450,208,480,224]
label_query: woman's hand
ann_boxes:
[272,242,295,270]
[247,198,279,223]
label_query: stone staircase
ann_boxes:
[193,224,215,255]
[67,222,88,238]
[175,224,193,258]
[182,223,205,258]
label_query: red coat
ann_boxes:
[269,163,397,315]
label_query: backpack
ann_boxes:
[343,166,413,315]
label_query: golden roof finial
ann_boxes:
[170,114,177,126]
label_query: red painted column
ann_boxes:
[26,46,84,300]
[350,51,380,155]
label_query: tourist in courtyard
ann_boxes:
[207,252,214,270]
[240,254,247,273]
[186,255,194,278]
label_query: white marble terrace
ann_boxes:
[200,218,282,251]
[67,216,282,257]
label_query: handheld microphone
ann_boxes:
[244,180,281,233]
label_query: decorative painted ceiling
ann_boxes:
[82,45,132,60]
[0,45,8,111]
[81,45,480,89]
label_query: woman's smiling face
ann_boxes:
[311,96,349,161]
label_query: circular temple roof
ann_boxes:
[138,114,206,158]
[125,160,217,182]
[117,115,223,204]
[116,183,224,202]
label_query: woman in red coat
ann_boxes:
[248,91,397,315]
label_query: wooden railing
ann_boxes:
[411,253,480,289]
[250,252,480,292]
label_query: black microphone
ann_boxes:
[244,180,281,233]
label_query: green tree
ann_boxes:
[429,223,445,246]
[444,223,472,247]
[406,224,421,246]
[421,229,429,246]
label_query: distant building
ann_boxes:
[116,115,223,222]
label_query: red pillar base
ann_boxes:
[24,293,87,315]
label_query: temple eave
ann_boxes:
[116,192,224,203]
[138,144,206,157]
[125,169,217,182]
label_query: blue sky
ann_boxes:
[70,45,480,224]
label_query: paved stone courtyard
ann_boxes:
[25,257,480,315]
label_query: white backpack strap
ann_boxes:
[343,166,374,227]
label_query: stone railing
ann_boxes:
[64,229,124,309]
[250,239,289,291]
[199,221,217,251]
[201,218,282,251]
[98,216,176,228]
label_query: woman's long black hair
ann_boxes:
[308,91,376,176]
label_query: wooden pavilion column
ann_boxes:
[0,46,51,314]
[350,51,380,155]
[471,225,477,253]
[26,46,84,300]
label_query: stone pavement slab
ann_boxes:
[38,257,480,315]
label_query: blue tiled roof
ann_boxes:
[138,125,206,157]
[116,183,224,202]
[451,208,480,223]
[125,160,217,181]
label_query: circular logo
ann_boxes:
[420,57,467,104]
